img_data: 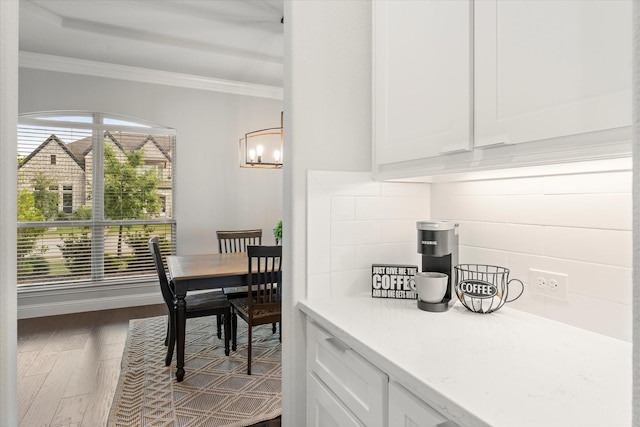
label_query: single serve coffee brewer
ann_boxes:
[416,220,459,312]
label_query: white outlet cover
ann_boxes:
[529,268,568,301]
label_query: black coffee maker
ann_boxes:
[416,220,459,312]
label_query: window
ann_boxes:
[62,186,73,214]
[17,112,176,287]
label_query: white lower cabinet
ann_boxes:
[307,320,388,427]
[308,373,365,427]
[307,320,460,427]
[389,381,453,427]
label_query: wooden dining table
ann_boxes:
[166,251,249,381]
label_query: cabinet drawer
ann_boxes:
[308,373,364,427]
[389,381,451,427]
[307,321,388,427]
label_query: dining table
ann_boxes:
[166,251,249,381]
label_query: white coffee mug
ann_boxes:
[415,272,448,303]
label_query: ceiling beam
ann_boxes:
[19,51,284,100]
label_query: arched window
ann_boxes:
[17,112,176,287]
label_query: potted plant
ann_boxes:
[273,220,282,245]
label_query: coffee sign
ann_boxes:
[371,264,418,299]
[457,279,498,299]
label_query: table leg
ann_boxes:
[175,295,186,382]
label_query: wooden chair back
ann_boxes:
[149,236,173,308]
[247,245,282,316]
[217,229,262,253]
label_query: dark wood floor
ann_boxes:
[17,304,282,427]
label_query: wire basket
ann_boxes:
[454,264,524,314]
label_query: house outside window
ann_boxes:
[17,112,176,287]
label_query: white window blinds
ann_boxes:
[17,112,176,287]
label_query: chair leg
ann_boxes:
[223,312,230,356]
[272,322,276,334]
[164,315,170,346]
[247,324,252,375]
[165,313,176,366]
[231,310,238,352]
[216,314,222,339]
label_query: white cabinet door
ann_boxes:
[307,373,365,427]
[307,321,388,427]
[474,0,632,148]
[389,381,450,427]
[373,0,471,169]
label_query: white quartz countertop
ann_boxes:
[299,296,631,427]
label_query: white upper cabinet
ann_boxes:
[373,0,632,179]
[373,1,471,170]
[474,0,632,148]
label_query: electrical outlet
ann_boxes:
[529,268,568,301]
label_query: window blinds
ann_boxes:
[17,112,176,287]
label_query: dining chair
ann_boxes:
[230,245,282,375]
[216,229,276,339]
[217,229,262,253]
[148,236,231,367]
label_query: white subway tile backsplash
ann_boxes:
[331,221,381,246]
[508,252,632,306]
[508,194,631,230]
[308,168,632,341]
[331,245,356,271]
[309,170,381,196]
[432,195,510,223]
[356,196,428,220]
[544,294,631,342]
[459,245,509,267]
[435,177,543,196]
[354,243,421,270]
[506,289,546,318]
[307,273,331,301]
[379,220,422,243]
[544,171,632,194]
[331,196,356,221]
[505,195,546,225]
[459,222,545,255]
[543,226,631,268]
[330,269,371,297]
[307,176,331,275]
[380,181,430,197]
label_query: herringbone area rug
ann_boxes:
[107,315,281,427]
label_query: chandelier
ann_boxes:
[239,113,283,169]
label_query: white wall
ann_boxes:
[632,2,639,424]
[283,1,372,425]
[16,68,283,316]
[19,68,284,255]
[0,2,19,425]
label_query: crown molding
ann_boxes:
[19,51,284,100]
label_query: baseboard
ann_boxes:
[18,292,163,319]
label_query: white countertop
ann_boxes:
[299,295,631,427]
